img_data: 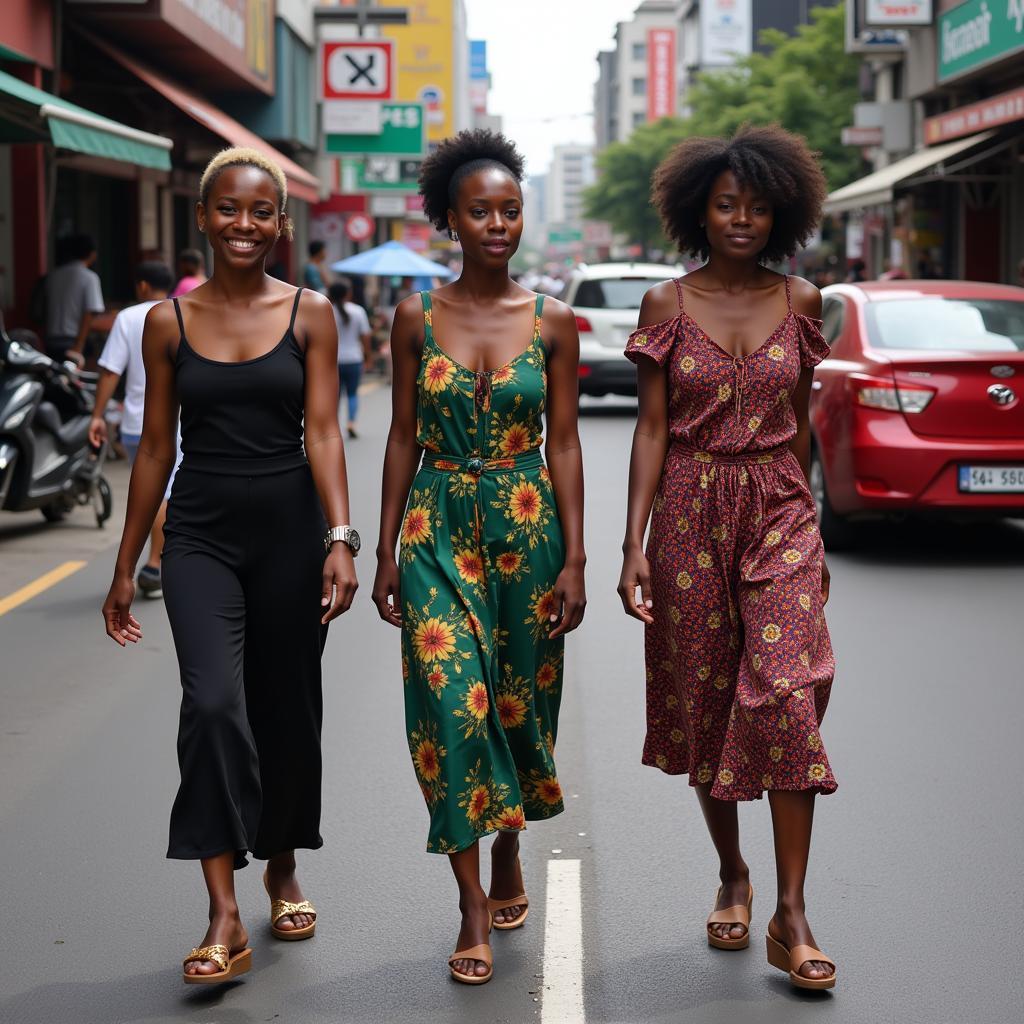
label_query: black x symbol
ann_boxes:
[345,54,375,85]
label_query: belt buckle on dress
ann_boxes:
[467,456,484,476]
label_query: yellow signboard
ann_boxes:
[378,0,454,142]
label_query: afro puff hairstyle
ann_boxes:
[652,125,826,264]
[418,129,525,235]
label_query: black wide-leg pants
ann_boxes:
[161,462,328,869]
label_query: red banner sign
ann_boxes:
[923,86,1024,144]
[647,28,677,122]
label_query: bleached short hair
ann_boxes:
[199,147,288,213]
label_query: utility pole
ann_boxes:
[314,1,410,38]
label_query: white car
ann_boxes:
[563,262,684,396]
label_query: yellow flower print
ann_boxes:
[808,763,827,783]
[762,623,782,643]
[718,383,733,402]
[666,693,679,708]
[496,550,526,579]
[762,773,773,789]
[707,611,722,629]
[702,712,713,731]
[530,587,558,625]
[694,451,713,463]
[669,606,681,624]
[655,754,668,770]
[677,515,690,534]
[423,308,433,327]
[718,768,734,786]
[413,617,456,662]
[401,505,432,546]
[748,416,762,432]
[799,593,812,611]
[769,745,784,763]
[466,784,491,821]
[799,651,811,667]
[713,673,729,690]
[697,552,713,569]
[697,763,712,784]
[768,344,785,361]
[632,333,649,348]
[426,665,449,697]
[807,733,822,752]
[752,653,762,671]
[739,468,749,485]
[773,677,790,695]
[697,665,711,681]
[491,804,526,830]
[423,354,455,393]
[710,524,727,542]
[499,422,531,456]
[765,530,782,546]
[779,714,789,730]
[508,481,542,525]
[782,548,802,564]
[680,355,696,373]
[413,738,442,781]
[464,681,490,720]
[537,776,563,805]
[453,547,485,585]
[491,364,515,385]
[535,660,558,691]
[692,497,702,512]
[670,728,684,743]
[676,571,693,590]
[496,692,527,729]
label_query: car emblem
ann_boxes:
[990,365,1015,378]
[988,384,1016,406]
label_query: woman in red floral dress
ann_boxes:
[617,126,837,990]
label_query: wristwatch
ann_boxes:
[324,525,361,556]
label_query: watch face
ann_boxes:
[347,528,361,554]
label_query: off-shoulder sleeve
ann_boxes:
[795,313,830,369]
[624,315,680,367]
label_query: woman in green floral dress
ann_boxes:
[373,131,586,984]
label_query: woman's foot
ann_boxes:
[347,424,358,439]
[183,909,248,977]
[767,907,835,982]
[450,893,492,980]
[707,871,751,944]
[488,832,527,927]
[265,853,315,933]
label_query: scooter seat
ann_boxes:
[56,415,91,453]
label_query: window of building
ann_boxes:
[632,42,646,61]
[632,76,646,97]
[632,111,646,128]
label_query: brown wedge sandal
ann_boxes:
[182,944,252,985]
[488,894,529,931]
[766,930,836,990]
[706,885,753,950]
[263,869,317,941]
[448,941,493,985]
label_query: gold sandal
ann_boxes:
[706,885,753,950]
[182,944,251,985]
[263,870,317,941]
[448,941,493,985]
[488,894,529,930]
[766,929,836,990]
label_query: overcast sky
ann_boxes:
[464,0,643,178]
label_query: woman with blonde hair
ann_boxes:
[101,147,360,984]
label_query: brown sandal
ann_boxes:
[488,894,529,930]
[448,941,493,985]
[182,944,252,985]
[706,885,753,950]
[766,930,836,990]
[263,869,317,941]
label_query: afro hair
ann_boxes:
[418,129,525,234]
[652,125,826,264]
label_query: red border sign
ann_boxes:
[345,213,376,243]
[647,28,677,122]
[321,40,394,101]
[923,87,1024,144]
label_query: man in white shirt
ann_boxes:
[89,261,179,599]
[45,234,105,364]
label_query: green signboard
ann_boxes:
[548,228,583,244]
[341,157,422,193]
[326,103,425,156]
[938,0,1024,83]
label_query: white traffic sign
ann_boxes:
[322,100,382,135]
[345,213,376,243]
[321,41,393,101]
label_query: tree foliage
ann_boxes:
[584,4,862,253]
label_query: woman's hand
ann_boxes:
[372,555,402,627]
[321,545,358,624]
[102,572,143,647]
[548,562,586,639]
[821,559,831,606]
[618,545,654,624]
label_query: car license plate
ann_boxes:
[958,465,1024,493]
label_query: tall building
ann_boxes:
[546,145,596,226]
[594,1,679,148]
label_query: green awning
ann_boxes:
[0,68,172,170]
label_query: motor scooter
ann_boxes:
[0,321,112,526]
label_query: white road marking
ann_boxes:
[542,858,585,1024]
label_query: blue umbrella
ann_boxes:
[330,240,455,279]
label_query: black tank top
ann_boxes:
[173,288,307,475]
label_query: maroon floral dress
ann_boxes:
[624,276,837,801]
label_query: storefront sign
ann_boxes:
[325,103,424,156]
[322,101,382,135]
[865,1,932,25]
[341,157,423,194]
[923,85,1024,142]
[647,28,677,121]
[842,125,885,145]
[938,0,1024,83]
[700,0,752,66]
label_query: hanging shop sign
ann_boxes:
[647,28,677,121]
[865,2,932,26]
[923,85,1024,143]
[841,125,885,146]
[700,0,752,66]
[321,40,394,101]
[325,103,425,157]
[846,0,909,53]
[341,157,423,194]
[938,0,1024,83]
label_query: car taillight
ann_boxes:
[575,315,593,333]
[847,373,935,414]
[578,365,592,378]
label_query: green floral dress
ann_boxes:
[400,291,566,854]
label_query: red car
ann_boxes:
[811,281,1024,548]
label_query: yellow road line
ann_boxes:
[0,561,87,617]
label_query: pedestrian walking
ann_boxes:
[617,125,838,991]
[372,130,586,985]
[45,233,104,365]
[89,260,180,599]
[303,240,330,294]
[170,248,208,297]
[328,277,371,439]
[100,147,359,986]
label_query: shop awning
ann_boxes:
[92,38,321,205]
[0,68,172,170]
[823,130,996,214]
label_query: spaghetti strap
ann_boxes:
[419,291,434,341]
[674,277,685,311]
[172,297,185,338]
[783,274,792,312]
[288,287,304,334]
[533,293,545,339]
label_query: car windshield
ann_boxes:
[866,298,1024,352]
[573,277,663,310]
